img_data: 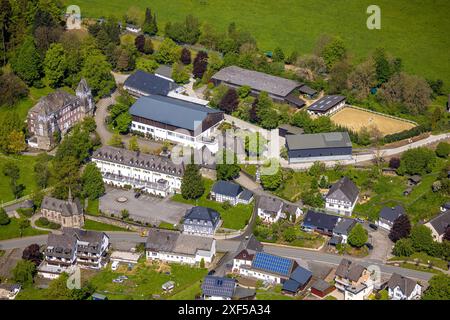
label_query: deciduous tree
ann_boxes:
[348,224,368,248]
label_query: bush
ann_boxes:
[221,201,232,210]
[0,208,11,225]
[435,142,450,158]
[38,217,49,226]
[392,238,414,257]
[17,208,34,218]
[348,224,368,248]
[383,124,431,144]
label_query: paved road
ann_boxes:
[0,233,434,282]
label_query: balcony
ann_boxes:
[103,173,170,192]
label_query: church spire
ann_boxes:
[68,187,73,203]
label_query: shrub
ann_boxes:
[392,238,414,257]
[435,142,450,158]
[383,124,431,144]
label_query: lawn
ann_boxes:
[158,221,178,230]
[83,219,128,232]
[255,285,295,300]
[0,218,48,241]
[389,252,448,270]
[0,154,40,203]
[86,198,100,216]
[86,261,207,300]
[395,262,444,275]
[65,0,450,90]
[171,179,253,230]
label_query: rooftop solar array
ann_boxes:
[251,252,293,277]
[307,95,346,112]
[201,276,236,298]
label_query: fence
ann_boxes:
[346,105,419,126]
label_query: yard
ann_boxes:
[171,179,253,230]
[255,285,296,300]
[389,252,448,271]
[0,218,48,241]
[330,107,416,136]
[0,154,40,203]
[64,0,450,91]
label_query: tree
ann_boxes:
[13,259,36,285]
[121,209,130,219]
[319,175,328,188]
[134,34,145,53]
[272,47,285,63]
[285,51,299,65]
[410,225,434,253]
[108,133,123,148]
[389,157,401,169]
[392,238,414,257]
[193,51,208,79]
[22,244,42,266]
[373,48,392,84]
[44,43,67,88]
[142,37,154,54]
[171,62,190,84]
[128,136,140,152]
[136,57,158,73]
[320,37,346,69]
[0,72,29,107]
[82,163,105,200]
[444,228,450,242]
[347,59,377,100]
[46,272,72,300]
[219,88,239,114]
[165,15,201,44]
[422,274,450,300]
[348,224,368,248]
[7,130,26,154]
[114,112,132,134]
[11,37,42,85]
[180,47,191,65]
[389,214,411,242]
[397,147,436,175]
[199,258,205,269]
[142,8,158,35]
[0,207,10,225]
[155,38,178,64]
[260,164,282,191]
[81,53,115,98]
[435,142,450,158]
[181,164,205,199]
[216,151,240,181]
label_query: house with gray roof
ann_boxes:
[41,194,84,228]
[0,284,21,300]
[307,95,346,116]
[387,273,422,300]
[285,132,352,163]
[335,258,374,300]
[210,180,253,205]
[201,276,255,300]
[425,210,450,242]
[145,229,216,265]
[211,66,309,108]
[377,205,406,231]
[331,218,357,244]
[257,196,302,224]
[124,70,179,98]
[325,176,360,216]
[182,206,221,236]
[92,145,184,197]
[155,65,174,81]
[129,95,224,152]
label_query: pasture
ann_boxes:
[65,0,450,90]
[330,107,416,136]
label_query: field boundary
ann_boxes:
[345,105,419,127]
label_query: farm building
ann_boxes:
[307,95,346,116]
[285,132,352,163]
[211,66,316,108]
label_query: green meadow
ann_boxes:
[66,0,450,89]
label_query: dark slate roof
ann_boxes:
[311,279,333,292]
[290,266,312,286]
[46,233,77,259]
[329,235,343,245]
[184,206,221,224]
[251,252,295,277]
[286,132,352,150]
[387,273,420,296]
[428,210,450,236]
[92,146,184,177]
[333,218,356,235]
[239,189,254,201]
[236,234,263,254]
[41,196,83,217]
[233,286,256,299]
[302,210,339,231]
[285,92,306,107]
[258,196,283,213]
[129,95,223,131]
[145,229,214,255]
[124,70,178,96]
[379,206,405,223]
[201,276,236,298]
[211,66,300,97]
[282,279,302,293]
[307,95,346,113]
[155,65,173,79]
[212,180,243,198]
[278,124,304,135]
[326,177,359,204]
[335,259,366,282]
[234,249,254,261]
[282,203,301,216]
[298,84,317,96]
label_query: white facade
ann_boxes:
[257,208,284,224]
[210,192,253,206]
[343,283,374,300]
[238,266,282,284]
[388,284,422,300]
[307,100,345,117]
[146,240,216,266]
[376,219,393,231]
[325,195,358,216]
[203,295,231,300]
[92,158,182,197]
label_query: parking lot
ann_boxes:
[99,188,193,226]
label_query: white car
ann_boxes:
[111,261,119,271]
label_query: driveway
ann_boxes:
[366,226,393,262]
[99,188,192,226]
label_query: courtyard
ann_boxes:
[99,188,192,226]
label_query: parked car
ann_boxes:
[369,223,378,230]
[365,243,374,250]
[356,218,365,223]
[118,275,128,280]
[111,261,119,271]
[112,278,123,283]
[207,270,216,276]
[134,192,141,199]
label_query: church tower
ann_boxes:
[76,78,95,115]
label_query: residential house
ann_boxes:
[129,95,224,152]
[302,210,340,236]
[331,218,357,245]
[285,132,352,163]
[210,180,254,206]
[92,146,184,197]
[27,79,95,150]
[376,205,406,231]
[425,210,450,242]
[281,265,313,295]
[145,229,216,265]
[40,193,84,228]
[325,177,360,216]
[0,284,21,300]
[201,276,256,300]
[307,95,346,117]
[387,273,422,300]
[182,206,221,237]
[334,258,373,300]
[232,235,264,271]
[39,228,109,278]
[257,196,302,224]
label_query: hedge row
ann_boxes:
[383,124,431,144]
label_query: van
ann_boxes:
[111,261,119,271]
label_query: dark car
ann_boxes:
[369,223,378,230]
[356,218,365,223]
[134,193,141,198]
[365,243,374,250]
[207,270,216,276]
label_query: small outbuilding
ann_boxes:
[310,279,335,298]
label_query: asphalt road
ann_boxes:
[0,233,434,282]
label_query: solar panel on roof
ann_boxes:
[252,252,293,276]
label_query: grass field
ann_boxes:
[171,179,253,230]
[0,218,48,241]
[66,0,450,89]
[0,154,39,203]
[330,107,416,136]
[83,219,128,232]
